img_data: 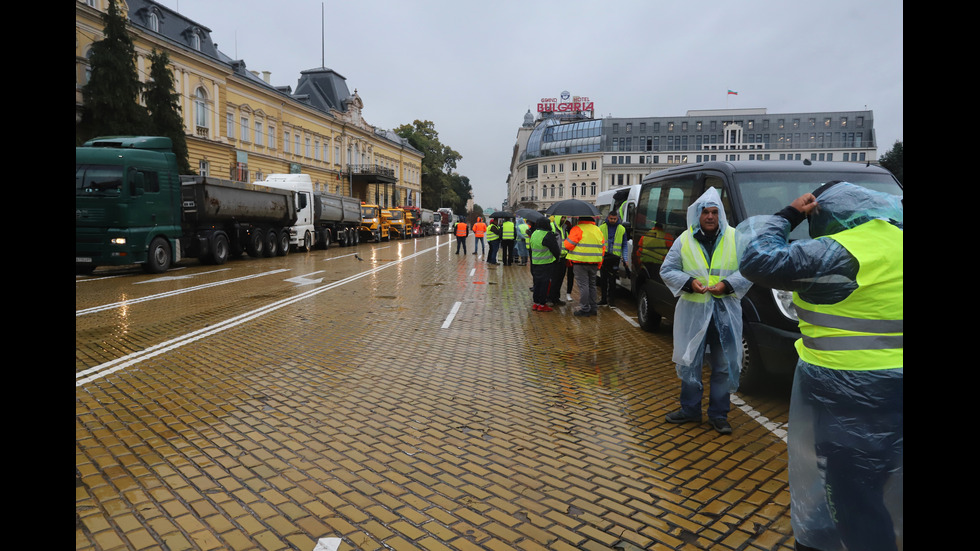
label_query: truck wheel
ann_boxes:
[339,229,349,247]
[209,233,230,265]
[247,230,264,258]
[276,229,290,256]
[145,237,172,274]
[351,229,359,245]
[300,231,312,253]
[264,228,277,257]
[637,287,661,332]
[321,230,331,250]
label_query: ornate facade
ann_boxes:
[75,0,423,207]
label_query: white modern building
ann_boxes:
[506,106,880,213]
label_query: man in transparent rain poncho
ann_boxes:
[660,187,752,435]
[736,182,903,551]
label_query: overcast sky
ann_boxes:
[159,0,903,210]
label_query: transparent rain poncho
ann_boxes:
[735,182,904,551]
[660,187,753,388]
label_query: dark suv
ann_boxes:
[628,160,903,393]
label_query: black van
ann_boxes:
[628,160,903,393]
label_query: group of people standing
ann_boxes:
[454,216,530,266]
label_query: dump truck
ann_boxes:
[399,206,435,237]
[314,190,362,248]
[76,136,298,274]
[436,207,454,235]
[385,207,409,239]
[359,203,390,242]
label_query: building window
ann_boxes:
[305,137,311,158]
[590,182,597,195]
[194,88,208,129]
[198,159,209,177]
[148,11,159,32]
[255,121,263,146]
[284,131,291,153]
[268,126,276,150]
[240,117,250,142]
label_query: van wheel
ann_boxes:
[738,335,765,395]
[637,288,661,332]
[145,237,172,273]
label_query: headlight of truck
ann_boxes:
[772,288,798,321]
[110,237,127,245]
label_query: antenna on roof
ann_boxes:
[321,3,325,68]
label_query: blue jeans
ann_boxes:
[487,240,500,263]
[473,236,485,254]
[678,322,731,420]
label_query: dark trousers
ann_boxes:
[455,236,466,254]
[531,263,553,304]
[501,240,515,265]
[598,254,621,301]
[548,261,566,302]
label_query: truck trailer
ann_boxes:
[76,136,298,274]
[314,191,362,247]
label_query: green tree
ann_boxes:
[145,50,192,174]
[879,140,903,185]
[77,0,149,143]
[394,120,465,210]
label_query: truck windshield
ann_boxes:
[734,171,903,240]
[389,211,403,220]
[361,207,377,218]
[76,164,124,196]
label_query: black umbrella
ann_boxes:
[491,211,515,219]
[544,199,600,217]
[515,209,544,223]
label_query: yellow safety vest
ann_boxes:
[529,230,556,265]
[793,219,903,370]
[487,224,500,241]
[501,221,516,240]
[564,223,605,263]
[678,226,738,304]
[598,222,626,256]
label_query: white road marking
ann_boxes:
[77,245,438,386]
[75,269,291,316]
[441,301,462,329]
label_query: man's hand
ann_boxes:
[691,280,708,294]
[705,283,728,296]
[790,193,819,215]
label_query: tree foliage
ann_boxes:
[145,50,192,174]
[78,0,148,143]
[394,120,471,213]
[879,140,903,185]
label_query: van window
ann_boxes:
[660,176,697,237]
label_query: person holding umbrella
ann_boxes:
[486,218,502,265]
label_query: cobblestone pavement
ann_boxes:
[76,235,794,551]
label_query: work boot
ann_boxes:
[537,304,553,312]
[708,418,732,435]
[665,409,701,424]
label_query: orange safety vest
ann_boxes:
[473,222,487,237]
[455,222,468,237]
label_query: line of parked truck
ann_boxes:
[75,136,441,275]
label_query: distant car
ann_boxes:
[628,160,903,393]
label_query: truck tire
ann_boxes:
[351,229,359,245]
[276,229,290,256]
[321,230,331,250]
[637,287,662,332]
[338,229,349,247]
[263,228,277,257]
[247,229,264,258]
[300,231,312,253]
[144,237,172,274]
[208,232,230,265]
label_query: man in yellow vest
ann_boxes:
[454,217,469,255]
[661,187,752,435]
[737,182,903,551]
[500,218,517,266]
[563,215,605,316]
[597,210,628,306]
[486,218,502,265]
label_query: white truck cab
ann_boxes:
[257,174,317,251]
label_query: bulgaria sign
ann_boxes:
[537,91,593,114]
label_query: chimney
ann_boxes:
[263,71,271,84]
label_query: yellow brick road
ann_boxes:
[76,235,794,551]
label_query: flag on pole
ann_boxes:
[727,90,738,95]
